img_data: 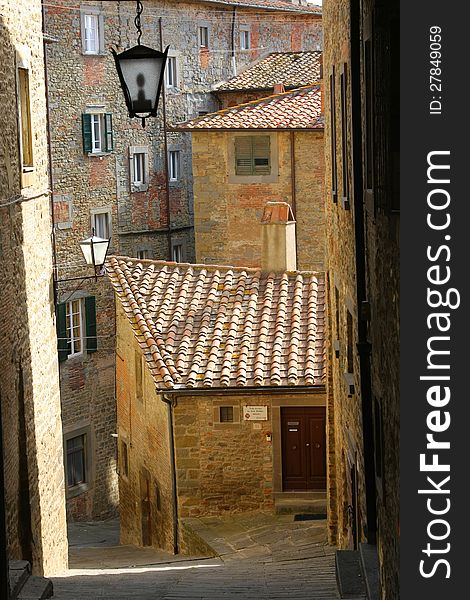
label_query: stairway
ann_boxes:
[9,560,53,600]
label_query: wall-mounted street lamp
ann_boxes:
[112,0,169,127]
[54,230,111,297]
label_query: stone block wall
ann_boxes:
[115,304,175,553]
[192,129,325,271]
[0,0,68,576]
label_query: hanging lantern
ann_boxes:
[112,1,169,127]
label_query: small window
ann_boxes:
[169,150,180,181]
[133,153,146,185]
[340,64,349,207]
[81,9,104,55]
[120,439,129,478]
[18,68,33,171]
[66,434,86,487]
[235,136,270,176]
[82,113,113,154]
[137,249,149,260]
[240,28,250,50]
[165,56,177,88]
[92,210,111,239]
[220,406,234,423]
[346,310,354,374]
[199,26,209,48]
[172,244,183,263]
[329,67,337,202]
[66,299,84,357]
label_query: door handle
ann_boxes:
[315,443,321,449]
[306,443,310,447]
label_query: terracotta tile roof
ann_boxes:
[189,1,322,14]
[107,256,326,390]
[173,85,323,131]
[214,52,322,92]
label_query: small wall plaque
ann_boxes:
[243,405,268,420]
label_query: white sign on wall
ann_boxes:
[243,405,268,421]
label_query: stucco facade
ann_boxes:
[0,0,68,576]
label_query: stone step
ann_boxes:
[9,560,31,598]
[359,543,380,600]
[274,496,327,515]
[16,575,53,600]
[335,550,367,599]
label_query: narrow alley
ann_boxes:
[51,515,339,599]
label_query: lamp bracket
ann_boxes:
[135,0,143,45]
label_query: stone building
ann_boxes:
[106,206,327,551]
[43,0,323,521]
[322,0,399,598]
[173,85,325,271]
[0,0,68,580]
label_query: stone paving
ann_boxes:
[51,514,339,599]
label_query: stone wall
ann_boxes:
[0,0,68,576]
[115,304,175,553]
[192,129,325,271]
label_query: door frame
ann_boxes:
[271,394,327,493]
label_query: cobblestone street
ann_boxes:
[51,515,339,599]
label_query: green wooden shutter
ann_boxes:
[82,113,92,153]
[56,303,69,362]
[85,296,97,353]
[104,113,113,152]
[253,135,270,174]
[235,137,253,175]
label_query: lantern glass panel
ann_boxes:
[119,57,162,116]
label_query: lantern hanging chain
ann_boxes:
[135,0,144,45]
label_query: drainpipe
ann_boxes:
[0,400,9,598]
[161,393,179,554]
[289,131,298,262]
[350,0,377,543]
[231,7,237,76]
[158,18,172,261]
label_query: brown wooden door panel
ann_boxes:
[281,407,326,491]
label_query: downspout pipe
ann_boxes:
[350,0,377,543]
[161,393,179,554]
[231,7,237,76]
[290,131,298,262]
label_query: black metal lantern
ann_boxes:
[112,1,168,127]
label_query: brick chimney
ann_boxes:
[273,83,286,95]
[261,201,297,272]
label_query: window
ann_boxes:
[346,310,354,374]
[18,68,33,171]
[169,150,180,181]
[199,26,209,48]
[137,249,149,260]
[57,296,97,362]
[81,8,104,55]
[66,434,86,487]
[129,145,149,191]
[240,28,250,50]
[120,439,129,478]
[340,64,349,208]
[66,299,84,357]
[172,243,183,263]
[82,113,113,154]
[92,209,111,239]
[235,136,270,176]
[165,56,177,88]
[329,67,338,202]
[220,406,234,423]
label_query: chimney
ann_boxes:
[273,83,286,95]
[261,201,297,272]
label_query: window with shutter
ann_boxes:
[82,114,92,153]
[57,302,69,362]
[104,113,113,152]
[85,296,97,353]
[235,136,270,176]
[82,113,113,154]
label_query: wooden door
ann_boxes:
[281,407,326,491]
